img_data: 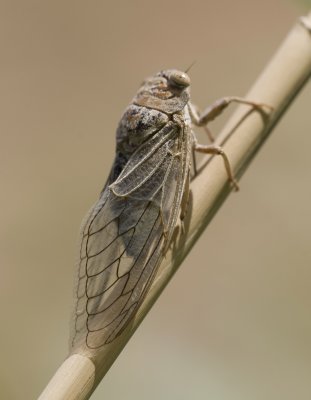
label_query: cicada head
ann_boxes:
[133,69,190,114]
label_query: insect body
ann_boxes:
[70,69,256,352]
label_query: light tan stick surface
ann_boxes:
[38,355,95,400]
[38,12,311,400]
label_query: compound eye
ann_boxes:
[168,70,190,88]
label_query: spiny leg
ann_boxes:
[189,97,272,182]
[193,135,239,191]
[188,103,215,142]
[189,97,272,128]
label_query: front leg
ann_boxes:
[189,97,272,128]
[193,134,239,191]
[189,97,272,185]
[188,103,215,142]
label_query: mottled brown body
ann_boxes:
[71,70,193,352]
[70,69,260,353]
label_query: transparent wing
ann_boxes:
[70,122,191,351]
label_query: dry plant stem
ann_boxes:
[38,13,311,400]
[38,355,95,400]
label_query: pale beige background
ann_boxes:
[1,1,311,399]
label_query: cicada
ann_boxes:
[70,69,261,352]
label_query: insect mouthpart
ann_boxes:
[166,70,191,89]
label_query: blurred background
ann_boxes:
[1,1,311,399]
